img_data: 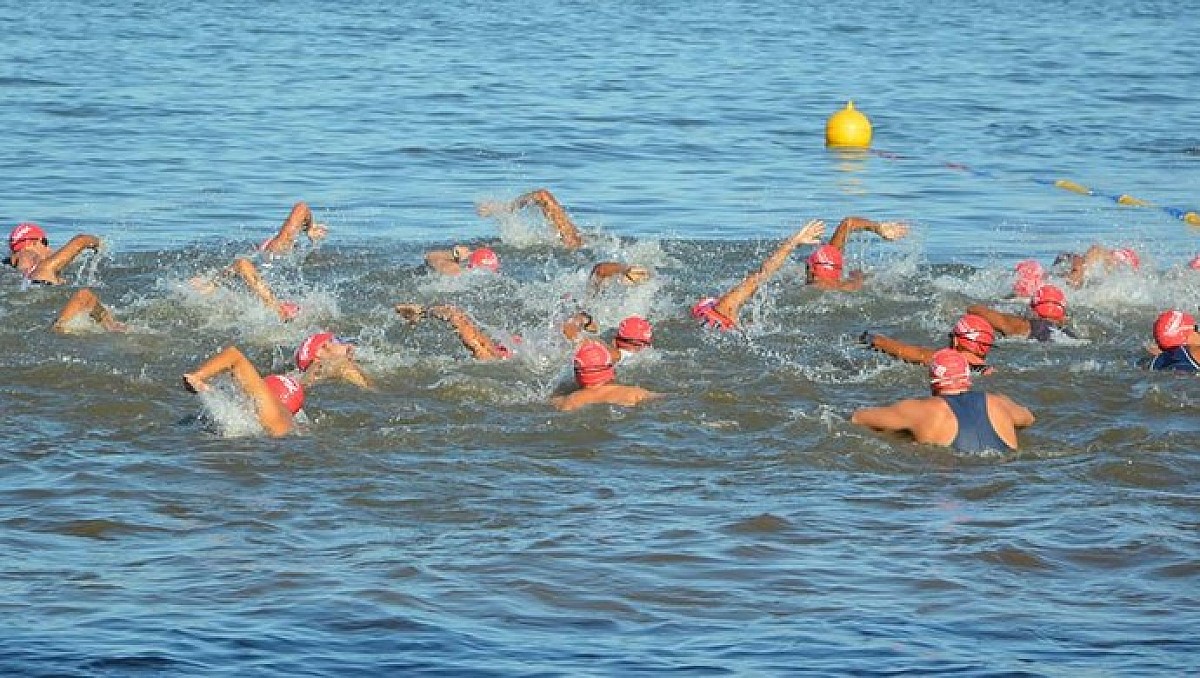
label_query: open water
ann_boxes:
[2,1,1198,675]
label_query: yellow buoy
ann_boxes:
[825,101,872,149]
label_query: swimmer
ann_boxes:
[294,331,372,389]
[588,262,652,293]
[7,222,101,286]
[1011,259,1046,298]
[395,303,514,361]
[550,339,662,411]
[966,284,1077,343]
[260,201,327,255]
[182,346,305,438]
[860,313,996,374]
[1054,245,1140,288]
[805,216,909,291]
[1143,309,1199,372]
[476,188,584,250]
[561,311,653,363]
[851,348,1035,453]
[52,288,127,333]
[424,244,500,276]
[692,219,825,330]
[191,257,301,321]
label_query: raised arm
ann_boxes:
[827,216,909,252]
[52,288,125,333]
[965,304,1031,338]
[30,234,100,284]
[261,201,326,254]
[714,220,824,320]
[182,346,294,437]
[481,188,584,250]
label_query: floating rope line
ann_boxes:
[868,149,1200,227]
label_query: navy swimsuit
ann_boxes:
[943,391,1014,453]
[1148,346,1200,373]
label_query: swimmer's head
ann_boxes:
[467,247,500,273]
[806,245,843,282]
[615,316,653,351]
[573,339,615,388]
[1153,309,1197,350]
[1111,247,1140,270]
[1030,284,1067,322]
[1012,259,1045,297]
[950,313,995,359]
[929,348,972,395]
[9,222,48,253]
[263,374,305,415]
[691,297,718,319]
[623,265,651,284]
[294,331,355,372]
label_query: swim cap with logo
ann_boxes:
[1012,260,1045,297]
[615,316,653,350]
[467,247,500,272]
[573,339,615,388]
[294,331,354,372]
[929,348,972,395]
[1153,309,1196,350]
[950,313,996,358]
[1030,284,1067,322]
[806,244,844,281]
[9,223,47,253]
[263,374,305,414]
[1111,247,1140,270]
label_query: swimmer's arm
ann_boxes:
[230,258,293,320]
[863,332,935,365]
[262,201,325,254]
[966,304,1031,338]
[521,188,584,249]
[430,304,506,361]
[424,250,463,276]
[850,399,921,434]
[32,234,101,282]
[561,311,598,343]
[53,288,123,333]
[588,262,626,289]
[828,216,907,250]
[998,395,1035,429]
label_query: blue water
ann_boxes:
[2,1,1199,675]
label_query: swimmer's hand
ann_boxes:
[394,303,426,323]
[428,304,459,322]
[182,373,210,393]
[793,219,825,245]
[188,276,219,294]
[279,301,301,322]
[877,222,909,241]
[859,330,876,348]
[306,223,328,242]
[476,200,513,218]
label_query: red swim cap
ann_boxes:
[951,313,995,358]
[1153,309,1196,350]
[1030,284,1067,322]
[929,348,972,395]
[467,247,500,273]
[1111,247,1140,270]
[573,339,615,388]
[1012,259,1045,297]
[294,331,352,372]
[615,315,653,350]
[806,245,844,281]
[9,222,47,253]
[263,374,305,414]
